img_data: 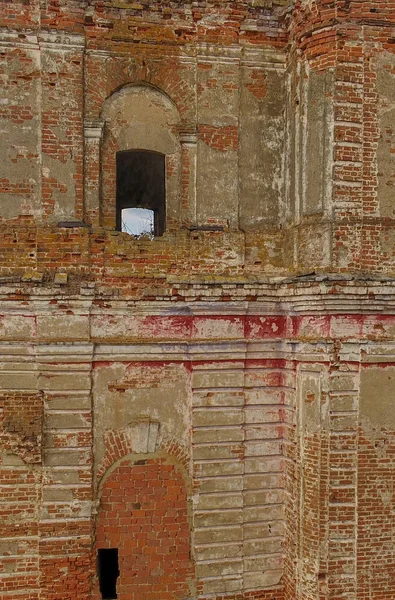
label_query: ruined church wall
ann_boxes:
[0,281,395,599]
[2,0,395,285]
[1,1,395,600]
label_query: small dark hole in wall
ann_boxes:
[98,548,119,599]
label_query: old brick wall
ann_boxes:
[2,0,395,279]
[288,0,395,272]
[0,282,394,599]
[0,392,42,599]
[1,0,395,599]
[0,0,290,281]
[281,307,395,600]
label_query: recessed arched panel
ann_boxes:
[100,85,181,232]
[94,457,194,600]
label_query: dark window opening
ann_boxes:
[98,548,119,600]
[116,150,165,236]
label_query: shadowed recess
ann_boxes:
[116,150,166,236]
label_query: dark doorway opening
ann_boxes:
[97,548,119,599]
[116,150,166,236]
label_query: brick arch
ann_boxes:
[93,453,195,600]
[86,54,194,123]
[96,422,189,482]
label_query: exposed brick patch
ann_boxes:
[85,54,194,122]
[0,425,42,600]
[40,0,85,32]
[357,427,395,598]
[245,70,268,100]
[39,554,92,600]
[0,0,40,29]
[41,48,84,221]
[0,392,43,464]
[198,124,239,152]
[108,363,182,391]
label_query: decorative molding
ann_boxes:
[84,120,105,140]
[97,418,161,480]
[38,31,85,50]
[125,418,160,454]
[0,30,39,49]
[179,129,198,145]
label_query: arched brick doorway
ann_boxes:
[94,456,194,600]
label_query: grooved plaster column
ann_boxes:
[38,342,94,599]
[191,361,245,597]
[327,364,359,599]
[296,365,329,600]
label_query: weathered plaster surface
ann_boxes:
[1,1,395,598]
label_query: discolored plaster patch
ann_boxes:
[360,365,395,432]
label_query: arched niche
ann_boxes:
[92,451,195,600]
[100,84,182,233]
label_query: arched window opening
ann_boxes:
[116,150,166,236]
